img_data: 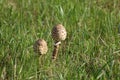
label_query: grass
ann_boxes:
[0,0,120,80]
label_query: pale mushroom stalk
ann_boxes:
[51,24,67,60]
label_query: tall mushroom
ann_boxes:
[51,24,67,60]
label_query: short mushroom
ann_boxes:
[33,39,48,78]
[51,24,67,60]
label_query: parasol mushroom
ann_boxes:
[51,24,67,60]
[33,39,48,78]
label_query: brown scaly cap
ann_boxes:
[51,24,67,43]
[33,39,48,55]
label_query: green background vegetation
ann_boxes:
[0,0,120,80]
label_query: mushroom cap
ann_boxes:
[51,24,67,42]
[33,39,48,55]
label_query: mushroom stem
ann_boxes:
[52,42,61,60]
[37,56,43,79]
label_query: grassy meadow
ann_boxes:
[0,0,120,80]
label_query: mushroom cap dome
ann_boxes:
[51,24,67,42]
[33,39,48,55]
